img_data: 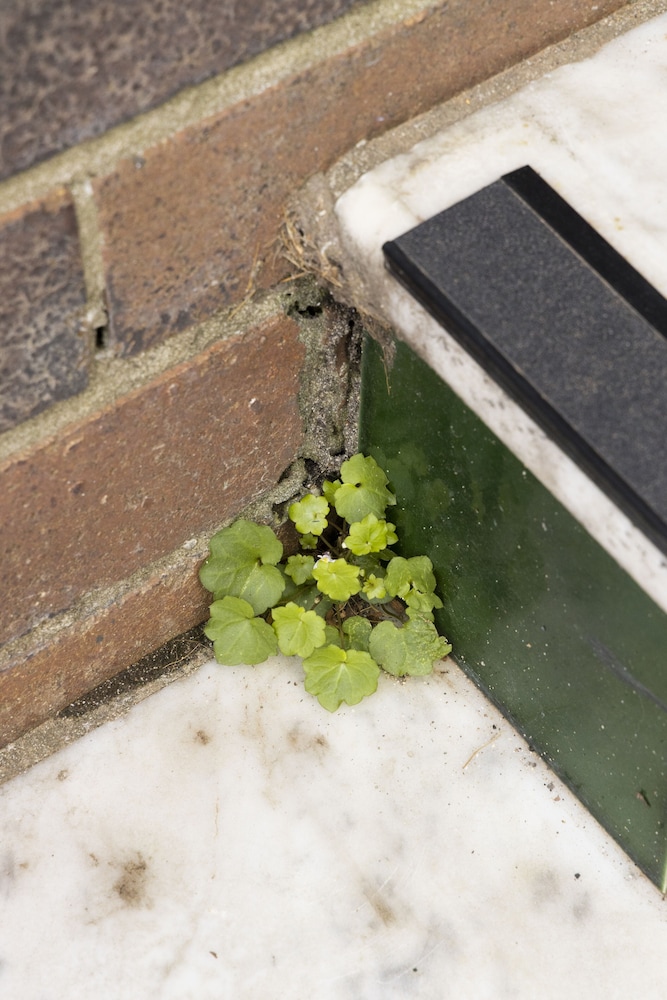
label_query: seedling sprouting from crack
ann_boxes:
[199,454,452,711]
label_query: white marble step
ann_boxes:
[1,655,664,998]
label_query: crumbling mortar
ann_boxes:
[289,278,361,471]
[224,276,364,531]
[69,177,108,346]
[0,277,373,770]
[1,279,367,749]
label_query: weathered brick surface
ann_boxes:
[0,0,370,181]
[0,549,210,748]
[94,0,627,356]
[1,313,304,646]
[0,191,88,433]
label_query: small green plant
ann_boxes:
[199,453,452,711]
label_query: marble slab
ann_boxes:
[334,11,667,614]
[1,655,666,998]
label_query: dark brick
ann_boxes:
[93,0,628,356]
[0,0,370,181]
[0,191,88,432]
[0,313,304,646]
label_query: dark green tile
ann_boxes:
[360,332,667,891]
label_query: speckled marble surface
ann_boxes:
[1,655,666,999]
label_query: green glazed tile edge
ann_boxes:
[359,332,667,892]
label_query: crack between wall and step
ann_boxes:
[0,277,364,774]
[284,0,667,318]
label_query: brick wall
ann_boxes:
[0,0,629,747]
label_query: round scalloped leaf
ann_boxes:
[199,519,285,613]
[288,494,330,536]
[369,617,451,677]
[343,514,398,556]
[302,645,380,711]
[333,453,396,523]
[312,557,361,602]
[402,555,437,593]
[272,602,327,658]
[284,554,316,585]
[299,532,318,550]
[384,555,437,600]
[204,596,278,665]
[404,588,443,616]
[362,573,387,601]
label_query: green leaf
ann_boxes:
[403,555,438,594]
[369,617,452,677]
[343,514,398,556]
[204,596,278,665]
[404,588,443,615]
[288,494,330,536]
[312,557,361,601]
[333,454,396,522]
[361,573,387,601]
[322,479,341,504]
[343,616,372,652]
[284,554,315,585]
[199,519,285,614]
[383,557,411,599]
[384,555,437,600]
[302,645,380,711]
[272,602,326,658]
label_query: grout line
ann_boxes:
[70,177,108,342]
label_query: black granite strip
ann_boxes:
[503,167,667,337]
[383,166,667,553]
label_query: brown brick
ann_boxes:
[0,313,304,646]
[93,0,627,356]
[0,547,210,748]
[0,0,369,181]
[0,190,88,432]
